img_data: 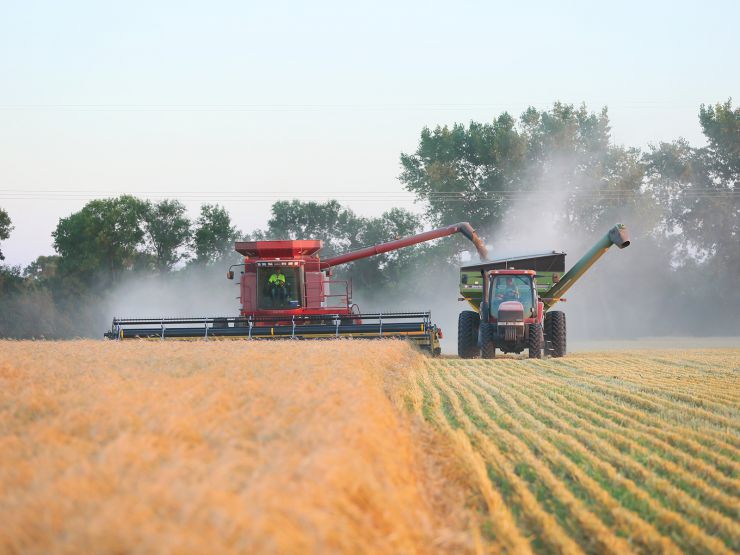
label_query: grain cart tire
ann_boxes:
[458,311,480,359]
[528,324,543,359]
[479,321,496,359]
[544,311,566,357]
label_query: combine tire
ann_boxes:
[544,311,567,357]
[479,321,496,359]
[458,311,480,359]
[528,324,543,359]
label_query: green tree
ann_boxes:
[52,195,148,285]
[192,204,239,264]
[400,113,527,229]
[143,199,191,272]
[259,200,362,257]
[24,255,61,284]
[699,99,739,183]
[0,208,12,261]
[349,208,424,294]
[644,99,739,274]
[400,103,643,236]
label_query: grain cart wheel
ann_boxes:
[543,313,553,356]
[528,324,543,359]
[479,321,496,359]
[458,310,480,359]
[545,311,566,357]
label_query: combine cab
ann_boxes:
[106,222,488,356]
[458,224,631,359]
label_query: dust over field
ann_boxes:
[1,342,738,555]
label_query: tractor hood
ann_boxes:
[497,301,524,322]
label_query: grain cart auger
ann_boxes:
[104,222,488,356]
[457,223,630,359]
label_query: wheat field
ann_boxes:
[0,341,738,555]
[410,350,740,555]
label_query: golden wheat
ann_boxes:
[1,342,737,555]
[0,340,471,555]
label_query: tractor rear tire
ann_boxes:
[458,310,480,359]
[544,311,567,358]
[528,324,543,359]
[479,321,496,359]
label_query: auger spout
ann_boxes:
[542,223,631,310]
[320,222,488,269]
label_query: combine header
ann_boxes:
[105,222,488,355]
[458,224,631,359]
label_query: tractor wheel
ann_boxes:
[528,323,543,359]
[457,310,480,359]
[479,321,496,359]
[544,311,567,357]
[213,318,229,329]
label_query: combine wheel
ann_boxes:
[528,324,543,359]
[479,321,496,359]
[544,311,566,357]
[457,311,480,359]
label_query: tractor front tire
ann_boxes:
[528,324,543,359]
[458,310,480,359]
[479,321,496,359]
[544,311,567,357]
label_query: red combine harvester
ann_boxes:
[105,222,488,355]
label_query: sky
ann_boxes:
[0,0,738,267]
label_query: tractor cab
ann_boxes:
[489,271,537,319]
[483,269,541,334]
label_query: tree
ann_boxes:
[644,99,739,274]
[142,199,191,272]
[24,255,61,284]
[52,195,148,285]
[399,103,643,236]
[192,204,239,264]
[0,208,12,261]
[259,200,362,257]
[349,208,424,294]
[699,99,739,183]
[400,113,527,229]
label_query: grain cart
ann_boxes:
[457,224,630,359]
[105,222,488,355]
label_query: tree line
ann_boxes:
[0,99,737,338]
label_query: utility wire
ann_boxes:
[0,189,735,202]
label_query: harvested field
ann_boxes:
[411,349,740,555]
[0,342,738,555]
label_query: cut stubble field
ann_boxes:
[0,341,738,555]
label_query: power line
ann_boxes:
[0,189,735,202]
[0,101,701,112]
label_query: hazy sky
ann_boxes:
[1,0,738,266]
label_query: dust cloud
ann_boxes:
[98,265,242,330]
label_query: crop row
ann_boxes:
[409,350,739,555]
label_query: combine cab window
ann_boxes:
[491,275,535,316]
[257,266,303,309]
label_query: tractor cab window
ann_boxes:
[258,266,302,309]
[491,275,535,316]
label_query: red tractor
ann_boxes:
[458,224,631,359]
